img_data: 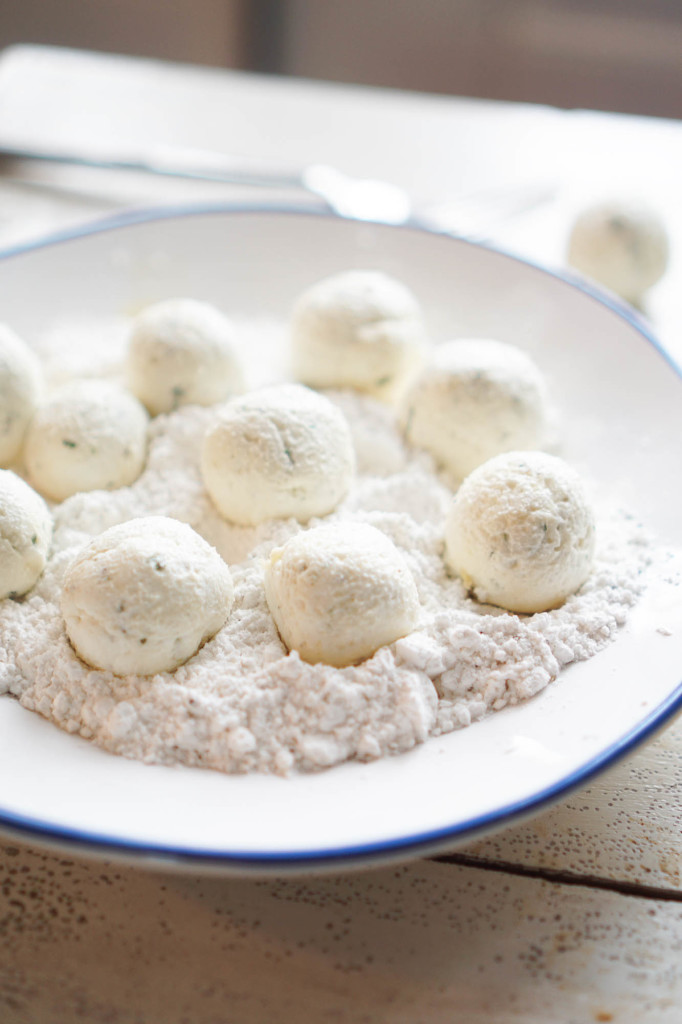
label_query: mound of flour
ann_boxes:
[0,375,651,774]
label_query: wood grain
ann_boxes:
[1,843,681,1023]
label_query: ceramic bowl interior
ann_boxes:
[0,206,680,874]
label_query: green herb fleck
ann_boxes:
[62,439,77,448]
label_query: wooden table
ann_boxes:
[0,45,680,1024]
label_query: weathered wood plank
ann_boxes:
[1,841,681,1024]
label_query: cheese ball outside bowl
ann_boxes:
[264,522,421,667]
[567,201,669,305]
[201,384,355,526]
[127,298,245,415]
[24,379,149,502]
[0,469,52,599]
[291,269,426,402]
[445,451,595,614]
[61,516,234,676]
[0,323,43,466]
[400,339,549,482]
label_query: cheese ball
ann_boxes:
[61,516,234,676]
[0,324,42,466]
[0,469,52,599]
[201,384,355,526]
[445,451,595,614]
[264,522,421,667]
[400,339,549,482]
[24,380,148,502]
[291,270,426,401]
[127,298,245,415]
[567,201,669,304]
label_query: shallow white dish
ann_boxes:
[0,205,680,874]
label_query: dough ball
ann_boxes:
[201,383,355,526]
[567,201,669,304]
[127,298,245,415]
[61,516,234,675]
[291,270,426,401]
[400,339,549,482]
[445,451,595,614]
[0,469,52,599]
[24,380,148,502]
[264,522,421,667]
[0,324,42,466]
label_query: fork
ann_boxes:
[0,141,555,238]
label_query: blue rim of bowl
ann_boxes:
[0,200,680,872]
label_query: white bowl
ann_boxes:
[0,204,680,874]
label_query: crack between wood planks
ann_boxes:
[431,853,682,903]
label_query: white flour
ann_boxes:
[0,321,652,774]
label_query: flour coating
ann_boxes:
[291,270,426,401]
[264,522,421,667]
[0,370,650,773]
[127,298,245,414]
[0,324,42,466]
[61,516,234,675]
[0,469,52,599]
[445,451,596,613]
[24,379,148,501]
[567,201,669,304]
[400,339,549,482]
[201,384,355,525]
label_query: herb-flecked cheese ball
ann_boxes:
[567,201,669,305]
[201,384,355,526]
[399,339,549,482]
[0,324,43,467]
[61,516,234,676]
[445,451,595,614]
[291,270,426,401]
[264,522,421,667]
[0,469,52,599]
[127,298,245,415]
[24,380,148,502]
